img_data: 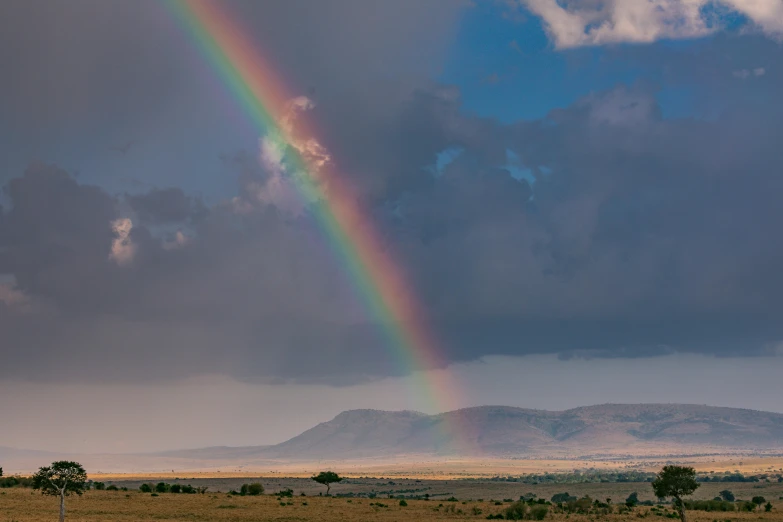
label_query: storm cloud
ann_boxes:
[2,1,783,386]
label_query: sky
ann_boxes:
[2,0,783,453]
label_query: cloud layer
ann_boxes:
[1,1,783,386]
[516,0,783,48]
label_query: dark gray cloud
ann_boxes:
[126,188,204,225]
[2,2,783,385]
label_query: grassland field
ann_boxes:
[2,475,783,522]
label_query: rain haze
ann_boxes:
[3,0,783,455]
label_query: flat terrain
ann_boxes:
[83,455,783,481]
[2,482,783,521]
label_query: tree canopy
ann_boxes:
[652,466,700,522]
[32,461,87,522]
[311,471,342,495]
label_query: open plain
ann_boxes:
[2,475,783,521]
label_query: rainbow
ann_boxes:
[163,0,473,451]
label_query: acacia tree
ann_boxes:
[651,465,700,522]
[32,461,88,522]
[311,471,342,495]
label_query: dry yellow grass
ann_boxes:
[2,484,782,521]
[85,455,783,481]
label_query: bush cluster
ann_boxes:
[228,482,264,496]
[0,475,33,488]
[139,482,204,494]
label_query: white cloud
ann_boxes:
[720,0,783,36]
[733,67,767,79]
[109,218,136,266]
[517,0,783,49]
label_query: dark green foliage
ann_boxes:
[311,471,342,495]
[551,492,576,504]
[32,461,87,497]
[155,482,168,493]
[765,502,773,512]
[563,496,594,514]
[399,499,408,506]
[93,482,105,490]
[247,483,264,495]
[752,495,766,508]
[106,485,118,491]
[626,492,639,506]
[180,484,196,494]
[482,471,656,484]
[32,461,88,522]
[718,489,734,502]
[697,473,759,482]
[139,483,152,493]
[652,466,700,522]
[169,484,181,493]
[683,500,736,511]
[276,487,292,497]
[0,475,33,488]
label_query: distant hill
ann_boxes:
[4,404,783,472]
[243,404,783,459]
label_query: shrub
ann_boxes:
[504,501,529,520]
[399,499,408,506]
[139,483,152,493]
[765,502,772,512]
[155,482,168,493]
[106,485,118,491]
[626,492,639,506]
[247,483,264,496]
[683,500,736,512]
[169,484,181,493]
[180,484,196,494]
[718,490,734,502]
[552,492,576,504]
[0,476,33,489]
[752,496,766,508]
[93,482,106,490]
[530,505,549,520]
[276,487,291,497]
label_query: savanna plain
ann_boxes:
[3,459,783,522]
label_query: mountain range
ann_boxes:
[3,404,783,472]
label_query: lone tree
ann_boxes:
[651,465,700,522]
[311,471,342,495]
[718,489,735,502]
[32,461,88,522]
